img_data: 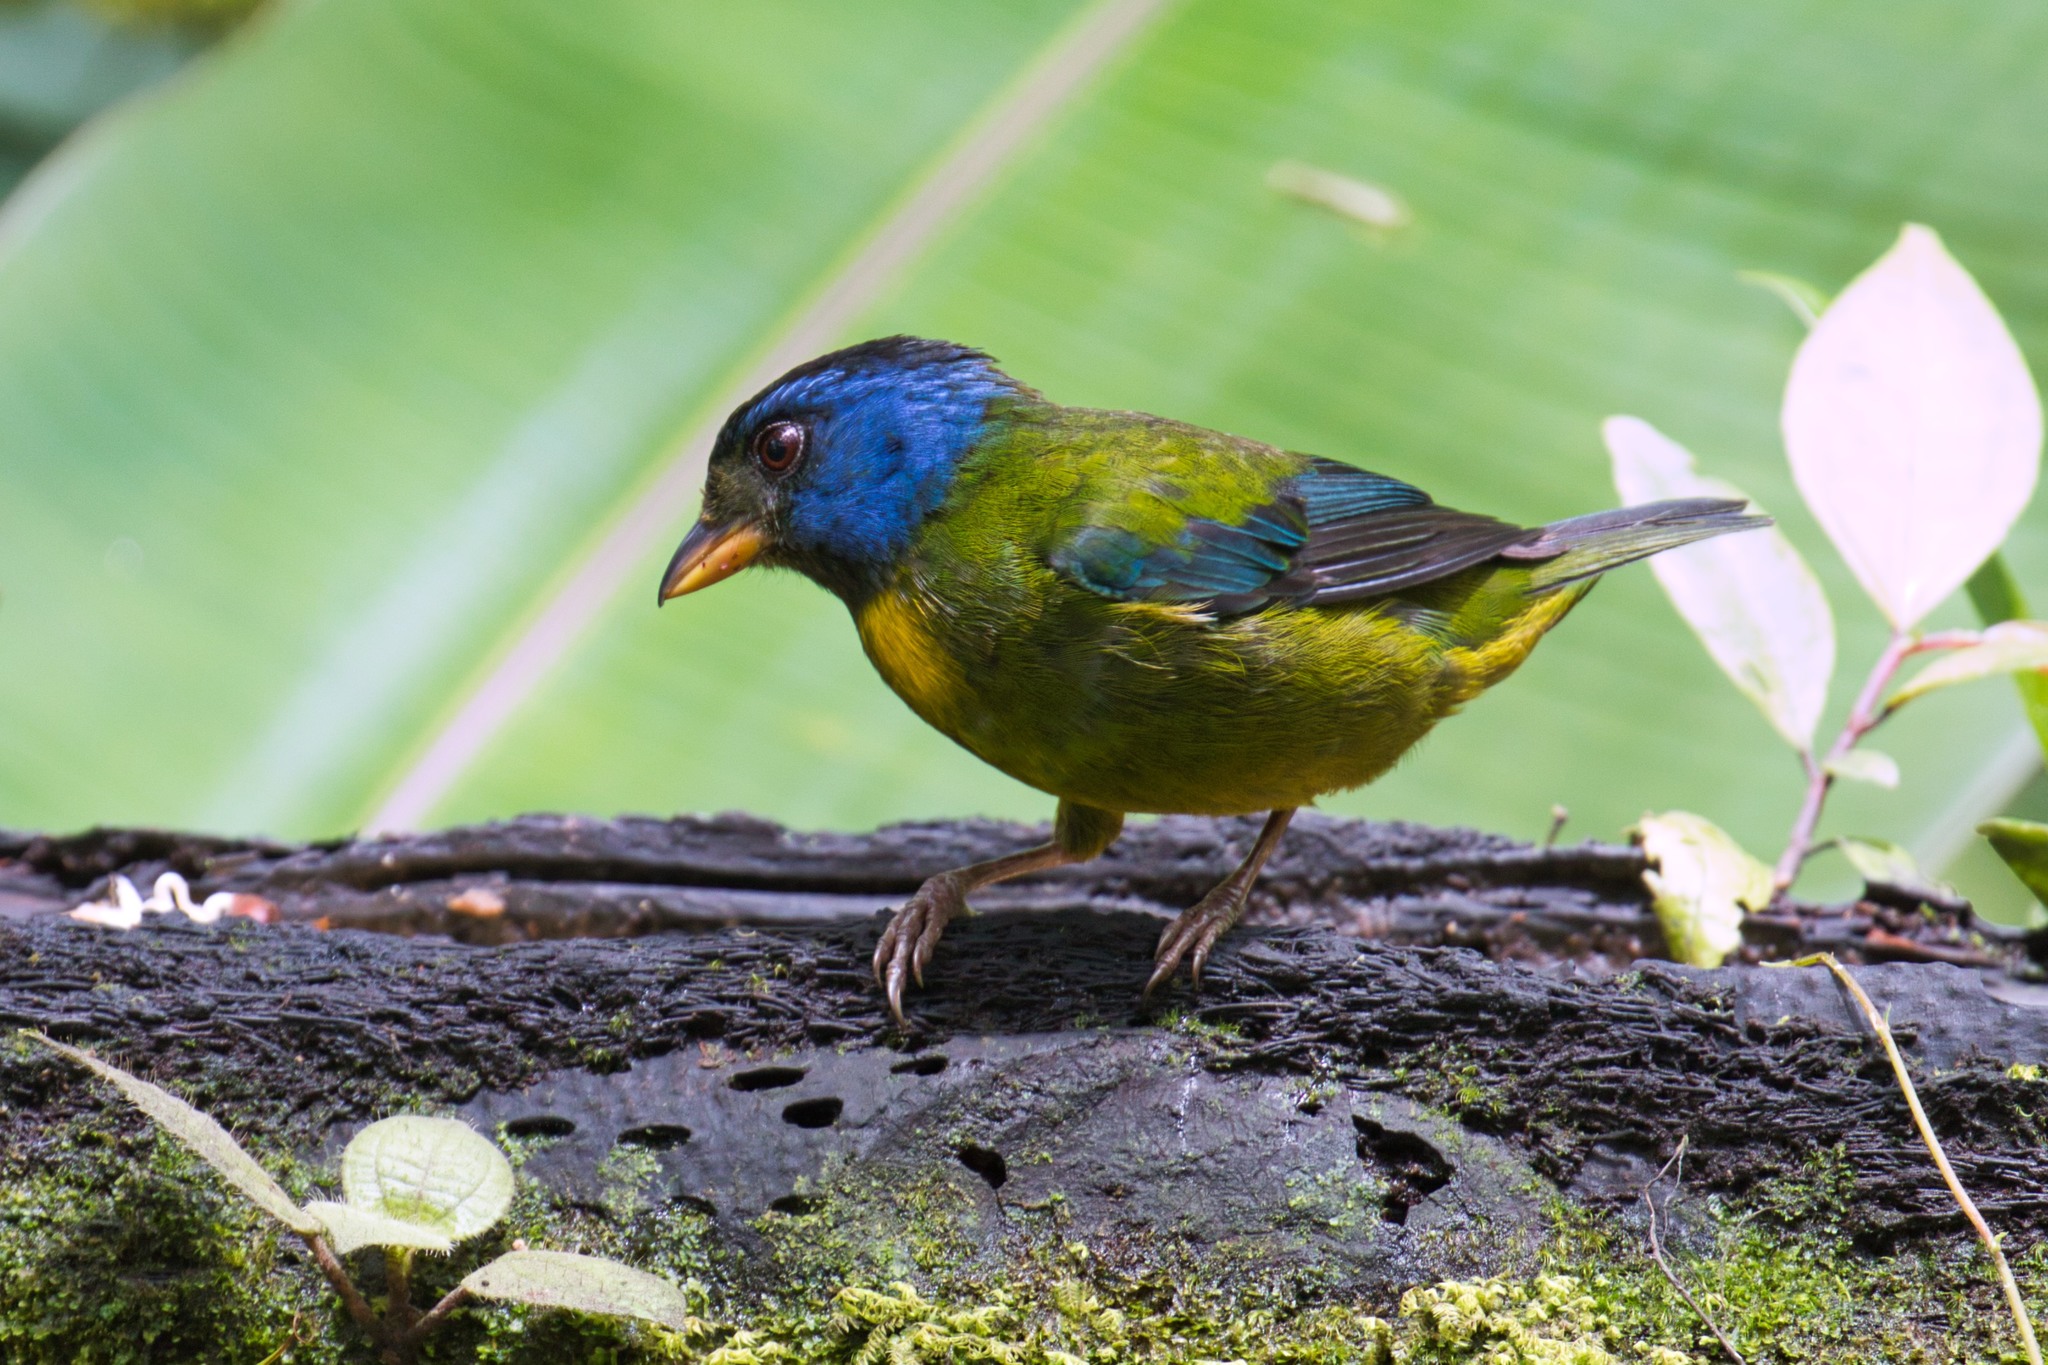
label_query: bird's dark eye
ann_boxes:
[752,420,806,476]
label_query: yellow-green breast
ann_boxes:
[851,420,1588,816]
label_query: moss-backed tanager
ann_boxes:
[660,337,1764,1022]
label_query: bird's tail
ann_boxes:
[1506,498,1769,591]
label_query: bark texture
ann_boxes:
[2,813,2046,1362]
[4,812,2044,1235]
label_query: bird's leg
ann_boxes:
[1147,807,1296,996]
[874,800,1123,1025]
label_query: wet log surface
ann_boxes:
[3,811,2047,1289]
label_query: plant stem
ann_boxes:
[1643,1138,1745,1364]
[303,1232,407,1363]
[405,1286,473,1346]
[384,1247,417,1331]
[1778,953,2041,1365]
[302,1233,377,1331]
[1773,633,1916,894]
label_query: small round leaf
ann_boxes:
[1824,748,1900,789]
[1836,836,1957,906]
[341,1116,513,1242]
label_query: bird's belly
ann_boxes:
[857,589,1454,816]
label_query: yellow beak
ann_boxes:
[658,518,767,603]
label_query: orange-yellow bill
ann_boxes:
[658,518,766,603]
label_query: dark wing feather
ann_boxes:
[1051,456,1549,615]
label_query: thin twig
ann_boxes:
[250,1310,306,1365]
[1642,1138,1746,1364]
[404,1285,473,1345]
[1776,953,2042,1365]
[1773,628,1991,893]
[1774,633,1915,892]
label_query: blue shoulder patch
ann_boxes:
[1052,457,1441,614]
[1294,456,1432,525]
[1052,501,1307,607]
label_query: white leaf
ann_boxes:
[341,1116,513,1243]
[1824,748,1900,788]
[1606,416,1835,748]
[1782,224,2044,629]
[461,1249,699,1329]
[24,1032,322,1235]
[303,1200,454,1256]
[1631,811,1772,969]
[1890,620,2048,707]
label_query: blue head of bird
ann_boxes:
[660,337,1025,606]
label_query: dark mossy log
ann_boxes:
[0,810,2016,968]
[3,814,2047,1362]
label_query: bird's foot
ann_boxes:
[1145,881,1249,997]
[873,871,969,1025]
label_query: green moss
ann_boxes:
[1538,1195,2037,1363]
[1158,1009,1245,1046]
[1284,1162,1386,1238]
[1394,1043,1511,1126]
[596,1144,664,1222]
[5,1050,2039,1364]
[1374,1275,1686,1364]
[0,1109,713,1364]
[0,1130,344,1364]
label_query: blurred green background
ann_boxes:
[1,0,2044,917]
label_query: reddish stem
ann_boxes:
[303,1233,377,1331]
[404,1286,474,1346]
[1772,632,1919,894]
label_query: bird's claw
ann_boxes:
[872,873,967,1025]
[1145,883,1248,998]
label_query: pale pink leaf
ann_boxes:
[1782,225,2043,629]
[1606,416,1834,748]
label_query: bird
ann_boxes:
[658,336,1766,1023]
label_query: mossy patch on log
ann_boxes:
[2,1071,2038,1362]
[6,813,2047,1361]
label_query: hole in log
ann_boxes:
[892,1054,950,1076]
[1354,1116,1452,1225]
[729,1066,807,1091]
[955,1142,1007,1189]
[781,1097,843,1129]
[503,1115,575,1138]
[769,1194,823,1215]
[668,1193,718,1217]
[616,1123,692,1150]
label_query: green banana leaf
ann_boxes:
[3,0,2046,909]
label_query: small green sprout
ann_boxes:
[1629,812,1771,969]
[23,1030,703,1364]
